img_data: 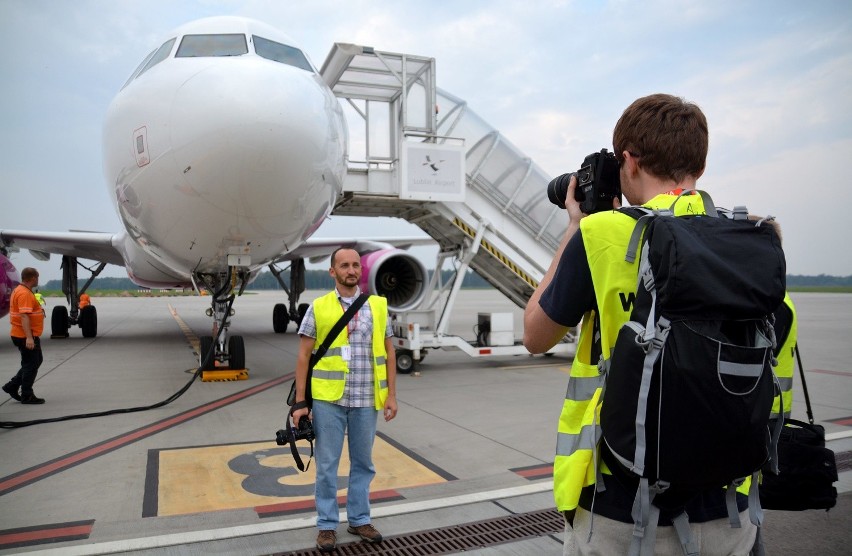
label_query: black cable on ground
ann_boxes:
[0,294,236,429]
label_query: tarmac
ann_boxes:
[0,290,850,555]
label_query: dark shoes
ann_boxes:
[348,523,383,543]
[2,383,44,404]
[316,530,336,552]
[2,383,21,401]
[21,393,45,404]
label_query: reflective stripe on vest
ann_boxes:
[553,193,708,512]
[310,291,390,410]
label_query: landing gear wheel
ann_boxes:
[396,349,415,374]
[51,305,69,338]
[79,305,98,338]
[229,335,245,370]
[297,303,309,325]
[199,336,215,370]
[273,303,289,333]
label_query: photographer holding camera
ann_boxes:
[524,94,759,555]
[291,247,398,553]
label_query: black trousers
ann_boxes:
[10,336,43,396]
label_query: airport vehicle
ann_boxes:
[0,17,428,369]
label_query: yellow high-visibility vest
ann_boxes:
[311,291,389,410]
[771,293,797,419]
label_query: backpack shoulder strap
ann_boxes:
[617,207,657,264]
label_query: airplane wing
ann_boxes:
[278,236,435,264]
[0,229,125,266]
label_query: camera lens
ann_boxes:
[547,172,575,209]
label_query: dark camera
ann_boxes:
[547,148,622,214]
[275,415,315,446]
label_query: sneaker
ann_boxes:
[316,530,336,553]
[347,523,383,543]
[20,393,45,404]
[2,383,21,402]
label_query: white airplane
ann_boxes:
[0,16,429,370]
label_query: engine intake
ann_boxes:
[359,249,428,312]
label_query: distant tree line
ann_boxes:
[786,274,852,287]
[42,269,495,291]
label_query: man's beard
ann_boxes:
[337,275,359,286]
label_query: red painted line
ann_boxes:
[810,368,852,377]
[256,488,403,517]
[0,521,93,550]
[0,374,293,496]
[515,466,553,479]
[827,416,852,427]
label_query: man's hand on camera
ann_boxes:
[564,174,587,222]
[291,405,310,426]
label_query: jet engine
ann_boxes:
[359,249,428,312]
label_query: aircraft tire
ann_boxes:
[297,303,309,325]
[273,303,289,333]
[51,305,69,338]
[395,349,415,374]
[79,305,98,338]
[199,336,215,370]
[229,335,246,370]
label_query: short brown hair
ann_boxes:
[330,247,359,267]
[613,94,708,183]
[21,267,39,282]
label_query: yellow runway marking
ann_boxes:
[155,437,449,516]
[168,303,200,354]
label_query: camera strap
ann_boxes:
[287,400,314,471]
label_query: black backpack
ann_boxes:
[599,191,787,556]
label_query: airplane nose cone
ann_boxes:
[169,59,346,243]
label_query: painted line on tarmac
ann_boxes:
[23,481,554,555]
[0,373,293,496]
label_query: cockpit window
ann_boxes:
[176,34,248,57]
[122,37,176,88]
[253,35,314,72]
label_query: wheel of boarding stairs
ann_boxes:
[396,349,414,374]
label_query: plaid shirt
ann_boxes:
[298,287,392,408]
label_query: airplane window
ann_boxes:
[137,38,177,78]
[176,34,248,57]
[122,38,176,88]
[253,35,314,72]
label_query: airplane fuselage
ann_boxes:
[102,17,347,287]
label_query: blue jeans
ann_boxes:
[312,400,378,530]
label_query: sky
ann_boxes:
[2,0,851,281]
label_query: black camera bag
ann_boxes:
[759,345,839,511]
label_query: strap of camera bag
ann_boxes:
[794,344,815,424]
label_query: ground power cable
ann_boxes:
[0,294,236,429]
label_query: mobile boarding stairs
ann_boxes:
[320,43,575,371]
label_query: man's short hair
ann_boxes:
[330,247,360,267]
[613,93,708,183]
[21,267,39,282]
